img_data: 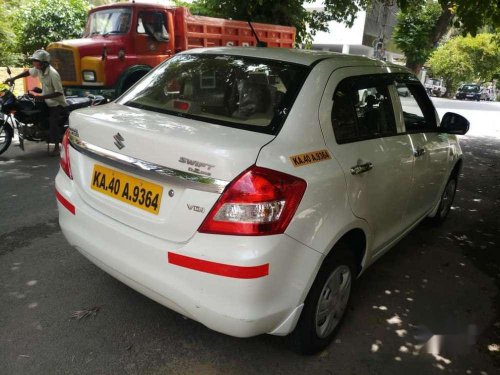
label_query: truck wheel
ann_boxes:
[119,71,148,95]
[0,120,13,155]
[291,247,355,355]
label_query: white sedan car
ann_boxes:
[55,47,469,354]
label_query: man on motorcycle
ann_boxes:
[3,49,68,156]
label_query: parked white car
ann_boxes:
[55,47,469,354]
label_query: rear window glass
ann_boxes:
[118,54,309,135]
[460,85,480,93]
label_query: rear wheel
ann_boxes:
[0,119,13,155]
[292,248,355,354]
[429,174,457,225]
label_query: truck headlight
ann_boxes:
[82,70,96,82]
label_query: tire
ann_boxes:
[429,173,458,225]
[0,120,13,155]
[291,247,356,355]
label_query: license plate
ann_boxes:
[91,164,163,214]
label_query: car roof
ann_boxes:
[180,47,403,70]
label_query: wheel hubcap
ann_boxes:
[315,265,352,338]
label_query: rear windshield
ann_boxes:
[461,85,480,93]
[118,54,310,135]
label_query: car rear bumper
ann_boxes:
[55,171,322,337]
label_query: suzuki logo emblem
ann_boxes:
[113,133,125,150]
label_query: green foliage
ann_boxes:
[449,0,500,36]
[13,0,90,56]
[393,2,442,69]
[397,0,500,36]
[175,0,370,44]
[0,0,23,66]
[427,34,500,94]
[88,0,114,6]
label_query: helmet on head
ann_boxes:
[30,49,51,63]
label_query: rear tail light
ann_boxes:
[174,100,190,111]
[60,129,73,179]
[199,166,306,236]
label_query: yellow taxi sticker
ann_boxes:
[289,150,332,167]
[91,164,163,215]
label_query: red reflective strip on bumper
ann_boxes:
[168,252,269,279]
[56,190,75,215]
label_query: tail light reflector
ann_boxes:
[174,101,190,111]
[60,129,73,179]
[198,166,306,236]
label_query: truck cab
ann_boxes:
[47,3,175,99]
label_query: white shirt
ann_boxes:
[29,66,67,107]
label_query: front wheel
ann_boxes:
[429,174,457,225]
[0,119,13,155]
[291,249,355,354]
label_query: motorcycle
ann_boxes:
[0,67,106,155]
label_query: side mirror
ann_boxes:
[441,112,469,135]
[6,67,11,75]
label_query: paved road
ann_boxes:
[432,98,500,139]
[1,102,499,374]
[432,97,500,112]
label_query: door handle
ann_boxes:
[414,147,426,157]
[350,162,373,175]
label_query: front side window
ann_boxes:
[332,76,397,144]
[84,8,132,36]
[137,11,169,42]
[118,54,309,135]
[395,77,437,132]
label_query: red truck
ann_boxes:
[46,2,295,99]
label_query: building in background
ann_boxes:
[305,1,403,63]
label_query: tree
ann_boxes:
[13,0,90,56]
[395,0,500,72]
[393,2,442,72]
[88,0,114,6]
[427,33,500,95]
[0,0,23,66]
[394,1,500,72]
[398,0,499,46]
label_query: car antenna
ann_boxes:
[247,20,267,47]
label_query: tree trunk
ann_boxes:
[406,62,423,74]
[432,5,453,46]
[406,4,453,75]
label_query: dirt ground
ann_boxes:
[0,67,27,96]
[451,135,500,367]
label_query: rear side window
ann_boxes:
[119,54,309,135]
[332,76,397,144]
[137,11,169,41]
